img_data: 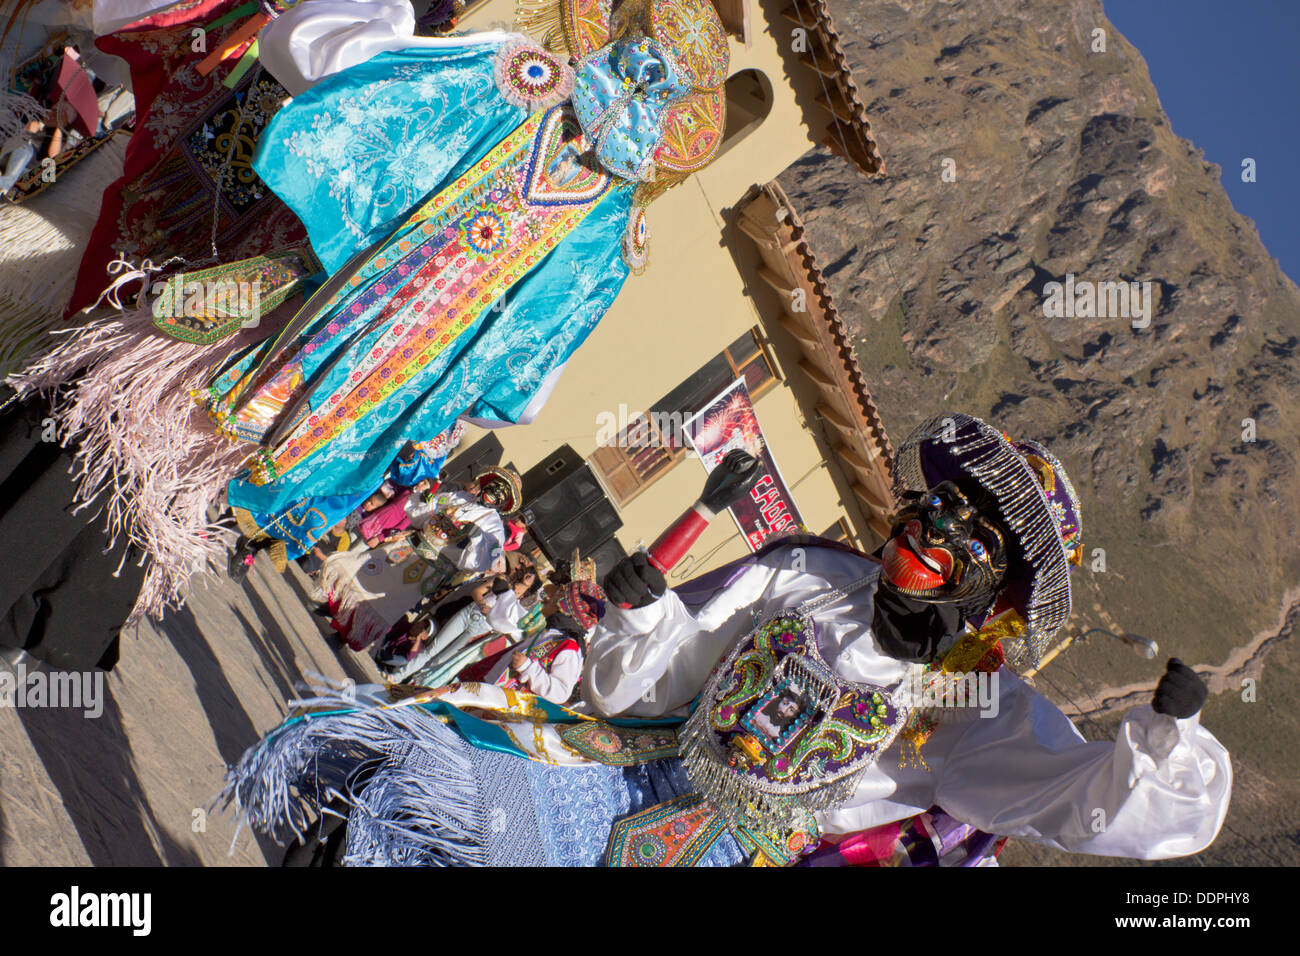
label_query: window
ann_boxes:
[590,328,779,507]
[589,414,678,507]
[716,69,774,157]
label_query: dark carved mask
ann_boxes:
[878,480,1010,614]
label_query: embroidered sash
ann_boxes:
[605,793,727,867]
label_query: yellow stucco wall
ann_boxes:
[455,0,866,576]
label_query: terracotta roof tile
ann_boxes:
[782,0,885,176]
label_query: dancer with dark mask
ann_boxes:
[226,419,1228,867]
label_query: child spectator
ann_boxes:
[459,580,606,704]
[385,563,538,681]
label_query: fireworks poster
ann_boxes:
[683,379,804,550]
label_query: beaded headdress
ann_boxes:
[567,547,599,583]
[891,413,1084,664]
[556,579,607,631]
[515,0,730,191]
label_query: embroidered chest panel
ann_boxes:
[525,635,578,666]
[424,507,472,542]
[683,612,908,801]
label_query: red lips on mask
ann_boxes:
[881,519,954,591]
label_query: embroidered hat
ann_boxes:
[570,35,691,182]
[519,0,729,181]
[568,548,599,584]
[556,580,607,631]
[891,413,1084,663]
[474,465,523,514]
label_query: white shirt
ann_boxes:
[403,492,438,528]
[485,628,583,704]
[582,544,1232,860]
[483,589,528,637]
[425,490,505,573]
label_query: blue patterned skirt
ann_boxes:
[223,699,745,867]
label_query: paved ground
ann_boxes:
[0,557,379,866]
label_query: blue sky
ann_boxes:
[1103,0,1300,283]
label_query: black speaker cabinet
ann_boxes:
[585,536,628,581]
[536,498,621,558]
[524,462,608,541]
[440,432,505,488]
[519,451,624,562]
[520,444,585,504]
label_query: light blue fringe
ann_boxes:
[219,686,489,865]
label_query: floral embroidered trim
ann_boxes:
[493,39,574,112]
[464,209,508,256]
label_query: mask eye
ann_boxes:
[926,493,943,508]
[970,539,987,559]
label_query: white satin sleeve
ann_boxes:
[582,562,787,718]
[258,0,515,94]
[934,670,1232,859]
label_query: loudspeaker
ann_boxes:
[520,444,585,504]
[585,536,627,581]
[523,463,608,541]
[535,498,621,559]
[519,459,623,563]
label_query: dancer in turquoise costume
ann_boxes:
[215,38,635,569]
[11,0,732,617]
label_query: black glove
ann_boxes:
[603,551,666,608]
[699,449,763,514]
[1151,658,1208,719]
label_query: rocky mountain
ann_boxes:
[777,0,1300,864]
